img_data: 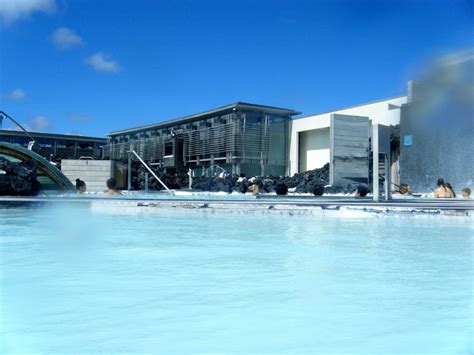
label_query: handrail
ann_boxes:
[128,150,173,195]
[213,164,227,174]
[209,164,228,177]
[0,111,36,150]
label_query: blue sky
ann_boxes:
[0,0,472,137]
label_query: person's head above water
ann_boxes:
[105,178,121,195]
[355,184,368,197]
[75,178,86,193]
[436,178,445,187]
[462,188,471,198]
[275,183,288,196]
[399,183,411,194]
[106,178,117,190]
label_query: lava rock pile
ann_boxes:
[0,157,41,196]
[134,163,343,195]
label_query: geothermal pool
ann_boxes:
[0,204,472,354]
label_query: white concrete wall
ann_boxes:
[61,160,112,192]
[298,127,330,171]
[288,95,407,175]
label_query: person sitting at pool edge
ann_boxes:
[462,187,471,199]
[75,178,86,194]
[247,183,259,196]
[105,178,121,195]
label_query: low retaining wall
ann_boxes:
[61,160,112,192]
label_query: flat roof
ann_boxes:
[0,129,107,142]
[108,102,301,136]
[292,94,407,120]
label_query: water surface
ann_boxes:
[1,205,472,354]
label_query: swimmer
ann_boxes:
[462,187,471,199]
[75,178,86,193]
[105,178,121,196]
[434,178,455,198]
[393,183,412,195]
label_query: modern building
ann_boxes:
[105,96,408,189]
[0,130,107,161]
[105,102,300,176]
[288,95,407,176]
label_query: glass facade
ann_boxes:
[0,130,106,161]
[105,103,298,176]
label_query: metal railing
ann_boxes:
[128,150,173,195]
[0,111,36,150]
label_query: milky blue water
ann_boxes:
[0,205,472,354]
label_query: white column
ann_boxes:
[372,124,379,202]
[384,153,390,200]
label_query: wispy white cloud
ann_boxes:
[51,27,85,50]
[67,112,93,122]
[0,117,50,132]
[6,88,26,100]
[1,124,31,131]
[0,0,56,25]
[85,52,120,73]
[29,115,51,131]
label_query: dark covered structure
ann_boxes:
[105,102,300,177]
[0,130,107,161]
[0,142,74,195]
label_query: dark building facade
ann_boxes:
[105,102,300,176]
[0,130,107,161]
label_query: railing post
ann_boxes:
[145,172,149,193]
[372,124,379,202]
[384,153,391,200]
[127,152,132,191]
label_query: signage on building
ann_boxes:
[404,135,413,146]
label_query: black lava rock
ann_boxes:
[132,162,334,195]
[312,183,325,196]
[0,159,41,196]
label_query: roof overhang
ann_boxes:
[0,129,107,142]
[108,102,301,136]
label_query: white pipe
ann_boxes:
[129,150,173,195]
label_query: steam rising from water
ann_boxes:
[410,50,474,132]
[38,205,108,267]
